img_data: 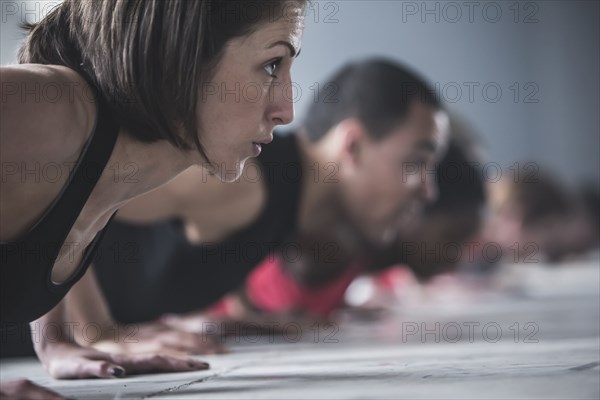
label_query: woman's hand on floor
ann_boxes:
[90,320,227,356]
[37,341,209,379]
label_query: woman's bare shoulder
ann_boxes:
[0,64,96,164]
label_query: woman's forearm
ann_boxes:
[31,264,116,356]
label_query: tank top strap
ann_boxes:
[27,95,120,250]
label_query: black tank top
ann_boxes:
[0,97,120,325]
[93,133,304,323]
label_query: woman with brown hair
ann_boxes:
[0,0,305,397]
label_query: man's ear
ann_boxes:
[336,118,368,171]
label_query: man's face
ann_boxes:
[340,102,448,247]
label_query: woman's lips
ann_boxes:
[251,136,273,156]
[256,136,273,145]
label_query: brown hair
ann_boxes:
[509,169,572,229]
[19,0,305,156]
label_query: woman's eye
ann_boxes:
[264,59,282,78]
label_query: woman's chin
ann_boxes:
[215,159,247,182]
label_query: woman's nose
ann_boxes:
[268,78,295,126]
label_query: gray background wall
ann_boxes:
[2,0,598,188]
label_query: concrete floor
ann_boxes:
[1,259,599,399]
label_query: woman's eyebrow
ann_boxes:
[266,40,300,58]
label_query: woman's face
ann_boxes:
[197,7,304,182]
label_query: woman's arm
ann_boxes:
[67,265,226,355]
[31,265,214,380]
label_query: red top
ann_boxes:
[209,254,365,317]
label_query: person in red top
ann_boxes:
[198,130,487,323]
